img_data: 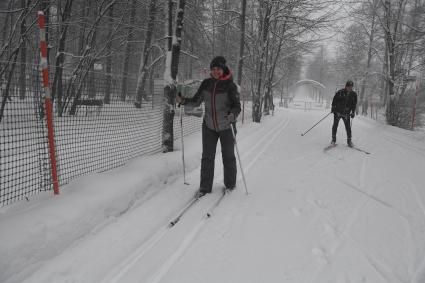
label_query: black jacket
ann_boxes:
[183,69,241,131]
[331,88,357,115]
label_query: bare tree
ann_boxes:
[51,0,73,115]
[162,0,186,152]
[135,0,158,108]
[237,0,247,121]
[18,0,30,100]
[356,0,380,115]
[120,0,137,102]
[104,2,114,105]
[68,1,116,115]
[379,0,407,125]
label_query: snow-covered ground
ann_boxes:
[1,104,425,283]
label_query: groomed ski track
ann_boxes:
[17,107,425,283]
[100,116,291,283]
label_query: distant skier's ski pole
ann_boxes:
[301,112,332,136]
[230,124,249,195]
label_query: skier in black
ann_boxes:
[176,56,241,197]
[331,80,357,147]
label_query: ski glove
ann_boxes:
[350,112,355,118]
[176,92,184,105]
[226,112,236,123]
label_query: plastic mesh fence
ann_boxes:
[1,64,52,206]
[1,62,251,207]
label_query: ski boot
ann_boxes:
[224,186,235,194]
[195,188,210,198]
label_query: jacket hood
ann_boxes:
[211,66,233,81]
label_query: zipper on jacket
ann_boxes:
[211,81,219,130]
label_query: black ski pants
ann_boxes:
[332,113,351,140]
[200,122,236,192]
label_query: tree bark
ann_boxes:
[162,0,186,152]
[253,1,271,123]
[359,0,378,115]
[135,0,157,107]
[120,0,137,101]
[40,0,50,65]
[104,3,114,104]
[88,2,98,99]
[18,0,29,100]
[382,0,407,125]
[237,0,247,122]
[52,0,73,115]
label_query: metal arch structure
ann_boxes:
[290,79,326,92]
[280,79,328,109]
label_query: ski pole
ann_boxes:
[178,93,189,185]
[230,123,249,195]
[300,112,332,136]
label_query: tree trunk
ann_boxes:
[135,0,157,107]
[162,0,186,152]
[383,0,407,125]
[1,1,13,47]
[52,0,73,116]
[360,0,378,115]
[88,2,97,99]
[264,33,284,115]
[219,0,228,56]
[104,3,113,104]
[40,0,50,64]
[237,0,247,122]
[0,51,18,123]
[253,1,271,123]
[120,0,137,101]
[380,44,388,106]
[68,1,114,114]
[19,0,29,100]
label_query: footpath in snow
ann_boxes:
[1,106,425,283]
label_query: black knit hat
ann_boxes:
[346,80,354,87]
[210,56,226,70]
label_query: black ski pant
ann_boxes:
[332,113,351,140]
[200,122,236,192]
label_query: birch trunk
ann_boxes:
[162,0,186,152]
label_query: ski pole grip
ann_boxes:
[177,92,182,108]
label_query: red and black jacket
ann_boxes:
[183,69,241,131]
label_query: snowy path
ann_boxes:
[157,110,425,283]
[2,107,425,283]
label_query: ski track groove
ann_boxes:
[336,178,411,223]
[310,187,400,283]
[101,116,291,283]
[359,155,367,189]
[407,181,425,283]
[383,134,425,157]
[408,181,425,220]
[144,117,292,283]
[103,226,169,283]
[347,234,408,283]
[313,178,410,283]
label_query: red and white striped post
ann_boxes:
[38,11,60,195]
